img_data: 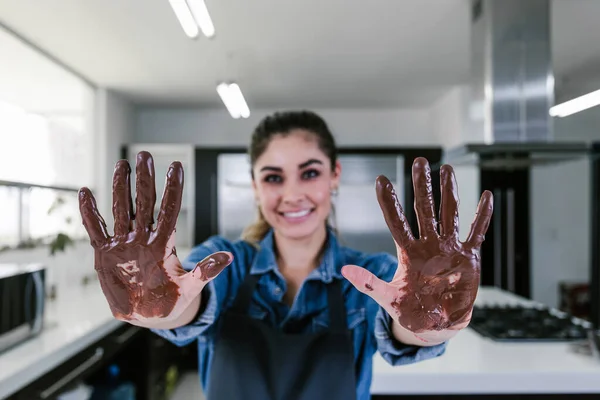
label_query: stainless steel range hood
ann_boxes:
[440,0,590,170]
[443,142,591,170]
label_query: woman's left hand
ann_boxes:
[342,157,493,345]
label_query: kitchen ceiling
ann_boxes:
[0,0,599,110]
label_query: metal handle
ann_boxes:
[506,189,515,292]
[31,271,44,334]
[24,273,33,326]
[210,173,217,235]
[493,189,502,287]
[590,330,600,361]
[39,347,104,399]
[114,326,139,344]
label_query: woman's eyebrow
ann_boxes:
[259,159,323,172]
[259,166,282,172]
[298,159,323,169]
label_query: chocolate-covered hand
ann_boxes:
[342,157,493,342]
[79,151,232,326]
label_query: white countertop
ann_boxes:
[0,281,122,400]
[1,283,599,398]
[371,287,600,395]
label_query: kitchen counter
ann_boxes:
[1,284,599,399]
[0,246,195,399]
[0,280,123,399]
[371,287,600,396]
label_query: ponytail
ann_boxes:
[328,194,341,241]
[241,207,272,246]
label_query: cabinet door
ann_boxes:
[216,153,256,241]
[335,155,404,255]
[127,145,195,249]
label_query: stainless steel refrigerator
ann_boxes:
[216,153,404,256]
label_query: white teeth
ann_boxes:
[284,209,310,218]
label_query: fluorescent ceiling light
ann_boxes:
[187,0,215,38]
[549,89,600,118]
[168,0,199,38]
[217,83,250,119]
[169,0,215,39]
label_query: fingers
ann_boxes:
[112,160,134,238]
[134,151,157,239]
[180,252,234,293]
[341,265,395,306]
[465,190,494,249]
[412,157,438,239]
[155,161,184,241]
[376,175,414,248]
[78,187,110,248]
[439,164,460,238]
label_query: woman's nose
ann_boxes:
[282,181,304,203]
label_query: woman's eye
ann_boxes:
[264,174,282,183]
[302,169,320,179]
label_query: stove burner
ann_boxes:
[469,304,593,342]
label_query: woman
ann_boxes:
[78,110,493,400]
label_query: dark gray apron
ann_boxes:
[205,273,357,400]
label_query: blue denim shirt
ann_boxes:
[151,229,446,399]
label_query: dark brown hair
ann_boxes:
[241,110,339,243]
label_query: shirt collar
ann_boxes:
[249,227,345,283]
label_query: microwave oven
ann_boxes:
[0,263,45,354]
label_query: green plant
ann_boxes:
[47,194,76,256]
[49,232,75,255]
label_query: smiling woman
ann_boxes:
[79,108,493,400]
[241,111,340,245]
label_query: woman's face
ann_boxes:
[252,130,341,241]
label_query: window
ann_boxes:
[0,25,94,251]
[0,185,86,252]
[0,95,93,189]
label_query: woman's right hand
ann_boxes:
[78,151,233,329]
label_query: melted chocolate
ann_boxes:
[79,151,231,321]
[376,157,493,333]
[193,253,233,281]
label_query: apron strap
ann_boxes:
[326,279,348,333]
[230,269,349,333]
[230,272,260,314]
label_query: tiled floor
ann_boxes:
[170,371,205,400]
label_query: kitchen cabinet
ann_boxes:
[6,325,196,400]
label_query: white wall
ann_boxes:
[135,107,434,147]
[95,89,136,222]
[431,85,471,149]
[430,86,482,243]
[530,107,600,307]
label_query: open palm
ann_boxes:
[79,151,232,325]
[343,157,493,337]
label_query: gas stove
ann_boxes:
[469,304,593,342]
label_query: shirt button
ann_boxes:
[274,287,281,295]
